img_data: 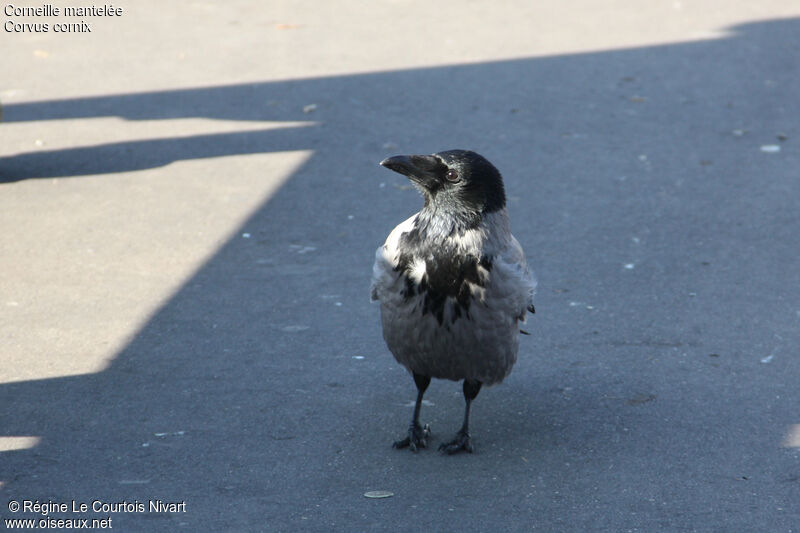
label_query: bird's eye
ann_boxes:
[445,169,460,182]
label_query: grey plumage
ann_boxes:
[371,150,536,454]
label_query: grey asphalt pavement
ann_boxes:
[1,2,799,531]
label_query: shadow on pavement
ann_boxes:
[2,18,799,531]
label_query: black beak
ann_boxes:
[380,154,445,190]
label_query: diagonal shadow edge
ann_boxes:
[2,17,790,126]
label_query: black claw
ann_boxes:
[438,431,473,454]
[393,423,431,452]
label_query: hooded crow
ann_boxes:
[371,150,536,454]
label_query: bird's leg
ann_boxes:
[439,379,482,454]
[393,372,432,452]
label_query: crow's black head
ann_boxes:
[380,150,506,217]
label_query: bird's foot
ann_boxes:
[393,422,431,452]
[438,430,473,455]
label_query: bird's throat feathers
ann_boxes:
[399,208,510,261]
[414,204,481,242]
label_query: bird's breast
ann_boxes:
[395,248,492,327]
